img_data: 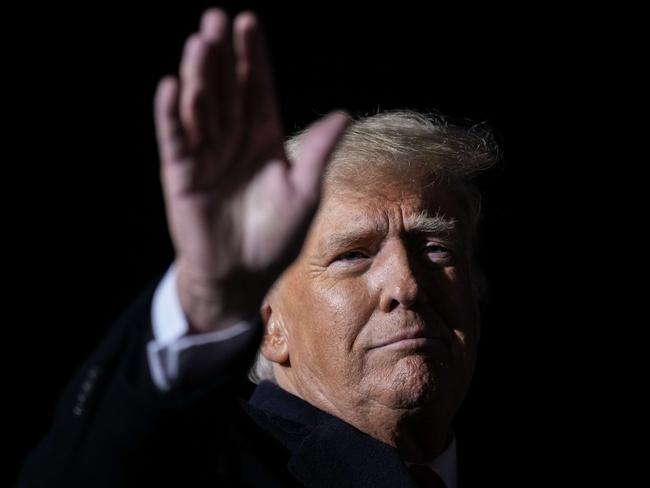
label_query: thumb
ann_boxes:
[289,110,351,202]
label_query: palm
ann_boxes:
[153,9,349,327]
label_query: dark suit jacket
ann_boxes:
[17,273,480,487]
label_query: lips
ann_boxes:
[370,329,446,349]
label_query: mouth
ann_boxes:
[370,330,448,350]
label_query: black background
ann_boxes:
[10,1,585,484]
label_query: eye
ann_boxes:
[424,244,452,261]
[336,250,368,262]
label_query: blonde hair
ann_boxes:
[249,108,501,384]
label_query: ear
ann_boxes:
[260,301,290,365]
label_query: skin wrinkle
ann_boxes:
[261,174,480,463]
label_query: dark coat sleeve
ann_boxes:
[16,271,263,488]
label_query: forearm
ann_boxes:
[16,270,262,487]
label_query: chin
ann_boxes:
[372,355,443,409]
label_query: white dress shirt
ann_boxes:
[146,262,457,487]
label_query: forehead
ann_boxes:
[311,176,470,240]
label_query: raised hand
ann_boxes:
[154,8,350,332]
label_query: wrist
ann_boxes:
[176,263,263,333]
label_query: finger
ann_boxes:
[154,75,187,163]
[233,11,281,131]
[198,9,227,144]
[290,111,351,203]
[179,34,211,149]
[201,9,243,134]
[156,76,200,199]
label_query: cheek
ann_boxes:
[301,278,375,361]
[443,270,479,385]
[327,281,373,327]
[422,268,479,370]
[433,267,478,329]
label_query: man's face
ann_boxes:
[266,172,480,420]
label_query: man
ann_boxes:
[18,8,499,488]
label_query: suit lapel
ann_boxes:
[288,414,418,488]
[247,381,419,488]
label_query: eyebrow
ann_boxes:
[322,212,458,251]
[408,210,458,235]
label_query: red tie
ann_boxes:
[407,464,447,488]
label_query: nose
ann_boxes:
[377,241,420,313]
